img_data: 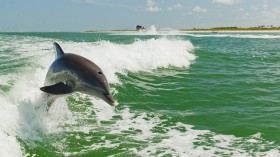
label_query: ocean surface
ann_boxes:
[0,29,280,156]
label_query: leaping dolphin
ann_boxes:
[40,42,115,106]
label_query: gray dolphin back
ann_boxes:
[54,42,64,58]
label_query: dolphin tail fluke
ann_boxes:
[40,82,73,95]
[53,42,64,58]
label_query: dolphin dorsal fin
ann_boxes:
[53,42,64,58]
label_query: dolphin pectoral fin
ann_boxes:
[40,82,73,95]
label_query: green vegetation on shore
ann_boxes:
[180,26,280,31]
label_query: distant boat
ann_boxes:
[136,25,145,31]
[211,31,218,34]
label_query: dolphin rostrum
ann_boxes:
[40,42,115,106]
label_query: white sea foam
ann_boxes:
[59,37,195,84]
[88,106,280,157]
[0,96,22,156]
[0,35,195,156]
[0,34,279,157]
[0,37,52,156]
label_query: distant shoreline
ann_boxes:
[85,30,136,32]
[85,27,280,33]
[180,27,280,31]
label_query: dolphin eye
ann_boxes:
[98,71,103,74]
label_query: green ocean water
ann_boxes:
[0,31,280,156]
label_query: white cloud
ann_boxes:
[212,0,240,5]
[182,12,193,16]
[241,0,280,24]
[174,4,182,8]
[168,4,182,11]
[259,0,280,21]
[242,12,250,19]
[260,9,280,21]
[263,0,268,10]
[146,0,162,12]
[192,6,207,13]
[251,6,258,11]
[73,0,96,4]
[184,6,207,15]
[73,0,139,9]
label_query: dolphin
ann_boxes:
[40,42,115,106]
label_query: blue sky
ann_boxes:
[1,0,280,32]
